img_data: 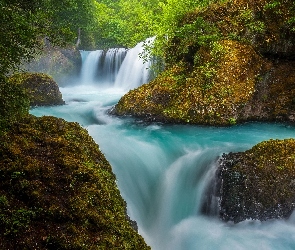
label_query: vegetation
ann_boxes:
[0,77,29,133]
[1,0,98,76]
[113,0,295,126]
[0,115,150,249]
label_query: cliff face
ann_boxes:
[23,47,81,86]
[113,0,295,126]
[0,115,150,249]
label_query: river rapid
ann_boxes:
[31,41,295,250]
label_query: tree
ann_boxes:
[0,0,98,129]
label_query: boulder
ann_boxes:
[0,115,150,249]
[112,0,295,126]
[9,73,65,106]
[215,139,295,223]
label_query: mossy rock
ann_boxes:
[9,73,65,106]
[113,0,295,126]
[216,139,295,223]
[0,115,150,249]
[113,40,268,125]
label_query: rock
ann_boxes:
[0,115,150,249]
[215,139,295,223]
[112,0,295,126]
[9,73,65,106]
[23,47,81,86]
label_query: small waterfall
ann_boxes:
[79,38,154,90]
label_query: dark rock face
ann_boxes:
[9,73,65,106]
[0,115,150,249]
[214,139,295,223]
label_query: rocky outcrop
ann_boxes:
[112,0,295,126]
[9,73,65,106]
[215,139,295,223]
[0,115,150,249]
[23,46,81,86]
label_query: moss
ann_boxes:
[113,0,295,126]
[0,115,150,249]
[114,40,267,126]
[217,139,295,223]
[9,72,65,106]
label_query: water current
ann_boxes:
[30,41,295,250]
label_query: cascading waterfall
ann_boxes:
[80,38,154,90]
[31,39,295,250]
[80,48,127,86]
[114,38,154,90]
[102,48,127,83]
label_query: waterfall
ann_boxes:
[114,39,154,90]
[79,38,154,90]
[102,48,127,83]
[32,52,295,249]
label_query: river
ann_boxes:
[30,41,295,250]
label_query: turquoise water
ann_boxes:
[31,85,295,250]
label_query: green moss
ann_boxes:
[114,40,266,126]
[0,115,150,249]
[113,0,295,126]
[9,72,64,106]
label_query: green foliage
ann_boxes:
[0,0,98,75]
[92,0,161,48]
[228,117,236,125]
[264,1,281,10]
[91,0,221,50]
[0,77,29,132]
[239,9,266,34]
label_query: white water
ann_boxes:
[31,41,295,250]
[114,38,153,90]
[80,38,153,90]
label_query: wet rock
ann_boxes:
[215,139,295,223]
